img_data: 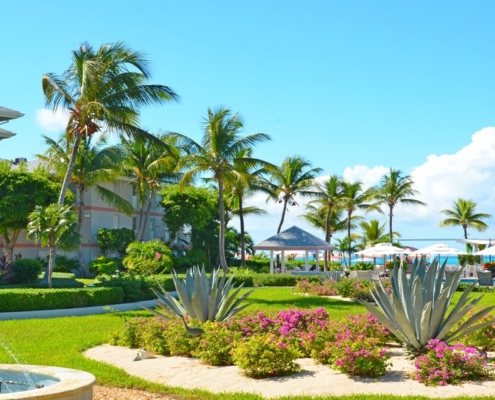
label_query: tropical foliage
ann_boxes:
[439,198,491,239]
[359,258,495,356]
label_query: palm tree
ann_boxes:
[439,198,491,239]
[39,134,134,276]
[300,204,349,270]
[368,168,426,242]
[121,133,182,241]
[42,41,178,205]
[341,181,372,266]
[224,148,272,266]
[26,204,81,288]
[264,156,322,234]
[306,176,345,270]
[177,107,270,272]
[358,219,400,247]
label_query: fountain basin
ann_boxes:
[0,364,95,399]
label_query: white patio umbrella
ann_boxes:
[473,245,495,256]
[410,243,467,256]
[355,242,405,256]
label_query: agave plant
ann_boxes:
[359,258,495,355]
[144,266,254,336]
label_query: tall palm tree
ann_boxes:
[439,198,491,239]
[224,148,272,266]
[177,107,270,272]
[26,204,81,288]
[341,181,372,266]
[121,133,182,241]
[264,156,322,234]
[39,134,134,275]
[368,168,426,242]
[42,41,178,205]
[300,205,348,243]
[306,176,345,270]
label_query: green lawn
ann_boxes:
[0,287,493,400]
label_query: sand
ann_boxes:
[84,345,495,398]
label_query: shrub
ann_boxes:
[162,318,200,357]
[95,273,153,302]
[193,321,241,366]
[90,256,121,276]
[232,334,301,378]
[95,227,135,259]
[349,262,374,271]
[9,258,43,284]
[123,239,173,274]
[53,255,80,273]
[458,313,495,352]
[414,340,491,386]
[0,287,124,312]
[331,333,390,377]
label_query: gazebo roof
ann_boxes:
[253,225,334,251]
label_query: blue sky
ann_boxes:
[3,1,495,250]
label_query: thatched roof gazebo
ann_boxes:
[253,226,334,273]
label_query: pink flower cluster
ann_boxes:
[414,339,489,386]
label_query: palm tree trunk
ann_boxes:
[277,198,289,234]
[76,188,89,277]
[238,195,246,267]
[218,177,229,273]
[324,208,331,272]
[140,194,154,241]
[389,205,394,243]
[58,130,82,205]
[47,246,55,289]
[347,211,352,268]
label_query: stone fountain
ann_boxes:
[0,364,95,399]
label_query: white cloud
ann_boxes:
[35,108,69,133]
[231,127,495,247]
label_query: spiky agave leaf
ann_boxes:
[360,257,495,355]
[143,265,255,333]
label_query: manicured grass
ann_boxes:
[0,287,494,400]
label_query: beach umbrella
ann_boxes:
[410,243,467,256]
[473,245,495,256]
[355,242,404,256]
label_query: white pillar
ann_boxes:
[270,250,274,274]
[305,250,310,271]
[281,250,286,273]
[315,251,319,271]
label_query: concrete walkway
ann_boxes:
[0,299,158,320]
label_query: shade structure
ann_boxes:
[473,245,495,256]
[410,243,467,256]
[253,226,334,274]
[355,242,405,257]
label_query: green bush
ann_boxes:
[0,287,124,312]
[95,227,135,259]
[162,318,200,356]
[123,239,173,274]
[232,334,301,378]
[193,321,241,366]
[9,258,43,284]
[95,273,154,302]
[90,256,121,276]
[349,262,375,271]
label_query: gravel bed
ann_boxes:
[93,384,180,400]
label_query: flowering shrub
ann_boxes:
[232,334,302,378]
[331,333,390,377]
[294,279,339,296]
[299,319,337,363]
[414,339,491,386]
[122,239,173,274]
[458,313,495,352]
[162,318,200,357]
[193,321,241,365]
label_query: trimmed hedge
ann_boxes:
[0,287,124,312]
